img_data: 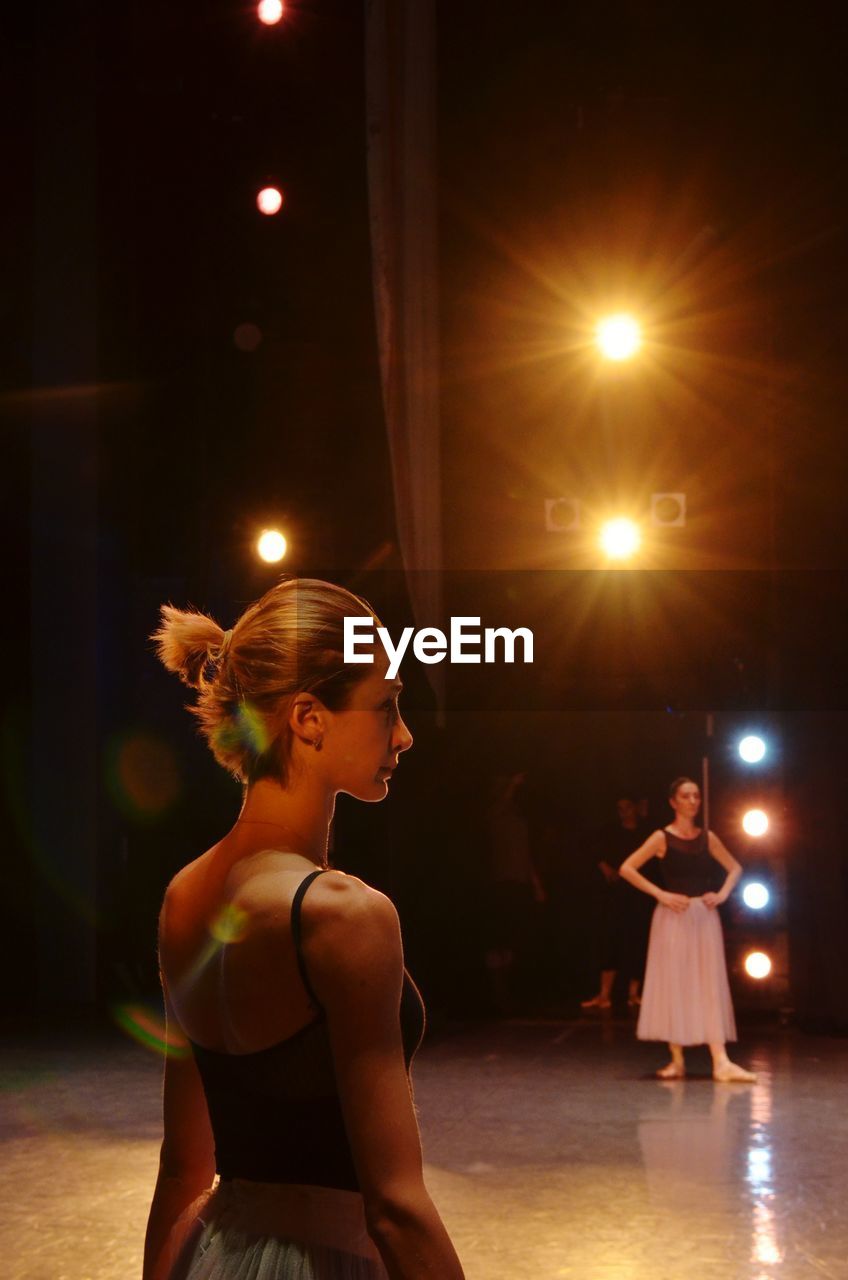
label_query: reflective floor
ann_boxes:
[2,1015,846,1279]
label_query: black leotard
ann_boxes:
[659,828,718,897]
[189,870,425,1191]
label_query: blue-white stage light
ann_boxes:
[742,881,770,911]
[738,734,767,764]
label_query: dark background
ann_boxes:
[2,2,847,1027]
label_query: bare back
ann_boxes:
[159,845,343,1054]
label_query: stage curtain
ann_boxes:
[365,0,444,721]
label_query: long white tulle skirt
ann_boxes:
[637,898,737,1046]
[164,1180,389,1280]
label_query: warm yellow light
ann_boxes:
[595,313,642,361]
[742,808,769,837]
[599,517,641,560]
[744,951,772,980]
[257,529,287,563]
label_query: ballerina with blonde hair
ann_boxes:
[143,576,464,1280]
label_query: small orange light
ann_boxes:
[257,529,287,563]
[742,809,769,837]
[744,951,772,980]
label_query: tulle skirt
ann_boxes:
[637,898,737,1046]
[164,1180,389,1280]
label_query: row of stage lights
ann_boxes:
[252,5,287,217]
[731,732,781,987]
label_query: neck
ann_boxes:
[673,816,698,833]
[231,775,335,866]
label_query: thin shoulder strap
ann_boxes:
[291,869,327,1012]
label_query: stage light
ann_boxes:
[744,951,772,980]
[742,809,769,837]
[257,0,284,23]
[257,529,287,563]
[742,881,770,911]
[739,734,767,763]
[599,517,641,560]
[257,186,284,216]
[595,313,641,361]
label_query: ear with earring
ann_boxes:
[312,737,323,751]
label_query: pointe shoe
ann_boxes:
[656,1062,685,1080]
[713,1062,757,1083]
[580,995,612,1009]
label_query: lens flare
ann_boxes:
[210,903,250,945]
[744,951,772,980]
[180,905,255,991]
[112,1002,190,1059]
[742,808,769,837]
[599,517,641,560]
[595,313,641,361]
[107,732,182,821]
[739,735,767,763]
[212,700,270,762]
[257,529,287,562]
[233,322,263,352]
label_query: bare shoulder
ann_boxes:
[304,874,403,1002]
[649,828,668,857]
[307,873,401,949]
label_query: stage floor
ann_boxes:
[2,1015,846,1279]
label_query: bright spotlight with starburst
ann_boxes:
[595,313,642,361]
[599,517,641,560]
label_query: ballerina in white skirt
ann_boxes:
[618,777,756,1083]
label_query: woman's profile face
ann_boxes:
[670,781,701,818]
[321,662,413,802]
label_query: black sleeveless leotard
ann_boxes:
[659,828,718,897]
[189,870,426,1192]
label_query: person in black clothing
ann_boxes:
[144,578,464,1280]
[581,795,653,1010]
[485,771,546,1012]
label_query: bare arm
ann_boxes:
[143,913,216,1280]
[619,831,690,913]
[702,831,743,907]
[618,830,666,898]
[307,879,464,1280]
